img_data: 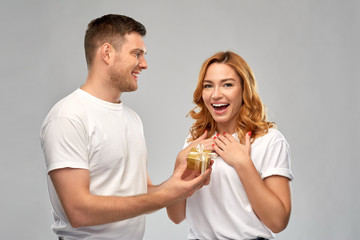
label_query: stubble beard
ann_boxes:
[108,66,138,93]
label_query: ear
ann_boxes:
[100,43,113,65]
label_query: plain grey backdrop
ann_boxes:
[1,0,359,239]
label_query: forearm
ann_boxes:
[52,162,210,228]
[166,200,186,224]
[65,190,169,228]
[145,182,165,214]
[234,160,291,233]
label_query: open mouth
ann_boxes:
[212,103,229,111]
[132,71,139,79]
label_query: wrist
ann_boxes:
[234,156,253,175]
[154,181,179,207]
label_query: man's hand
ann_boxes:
[161,161,212,206]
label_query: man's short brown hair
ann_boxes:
[84,14,146,68]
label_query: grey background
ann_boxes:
[1,0,359,239]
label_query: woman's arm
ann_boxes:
[166,199,187,224]
[166,131,214,224]
[214,132,292,233]
[234,163,291,232]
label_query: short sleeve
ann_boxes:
[40,117,89,173]
[183,135,192,149]
[261,139,294,180]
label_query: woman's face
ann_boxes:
[202,63,243,133]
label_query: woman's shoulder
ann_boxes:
[255,128,287,146]
[267,128,286,139]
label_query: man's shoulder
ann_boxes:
[50,89,85,116]
[42,89,87,126]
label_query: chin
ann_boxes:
[121,85,138,92]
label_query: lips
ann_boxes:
[131,71,140,79]
[212,103,229,113]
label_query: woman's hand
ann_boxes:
[198,135,216,152]
[174,130,214,183]
[213,132,252,168]
[174,131,215,169]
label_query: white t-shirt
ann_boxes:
[185,129,293,240]
[40,89,148,240]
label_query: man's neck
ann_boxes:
[81,76,122,104]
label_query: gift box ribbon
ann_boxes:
[187,144,217,174]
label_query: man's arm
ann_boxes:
[50,161,210,228]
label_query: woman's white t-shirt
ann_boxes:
[185,129,293,240]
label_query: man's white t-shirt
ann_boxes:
[185,129,293,240]
[40,89,148,239]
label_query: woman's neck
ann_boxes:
[216,123,236,135]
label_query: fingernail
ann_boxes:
[216,133,219,137]
[212,144,215,147]
[213,136,217,139]
[248,131,252,136]
[223,132,226,135]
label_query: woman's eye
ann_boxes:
[224,83,233,87]
[203,84,212,88]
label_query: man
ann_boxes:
[40,14,211,239]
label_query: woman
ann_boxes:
[167,51,293,240]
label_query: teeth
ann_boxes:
[212,103,228,107]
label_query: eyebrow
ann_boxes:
[203,78,236,83]
[132,48,147,55]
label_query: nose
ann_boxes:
[139,56,148,70]
[211,86,222,100]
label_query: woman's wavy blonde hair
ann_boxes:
[188,51,275,142]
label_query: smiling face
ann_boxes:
[108,32,147,92]
[202,62,243,134]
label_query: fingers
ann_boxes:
[196,168,212,186]
[188,167,211,188]
[191,130,208,146]
[221,132,237,143]
[175,130,212,171]
[184,130,209,153]
[245,131,252,153]
[214,133,233,152]
[187,130,216,151]
[203,166,212,185]
[245,131,251,146]
[174,151,187,170]
[200,138,215,151]
[173,161,188,177]
[213,141,223,156]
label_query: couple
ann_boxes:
[40,14,293,240]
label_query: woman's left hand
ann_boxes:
[213,132,252,168]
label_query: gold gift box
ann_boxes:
[187,144,217,174]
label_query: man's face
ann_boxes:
[108,32,147,92]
